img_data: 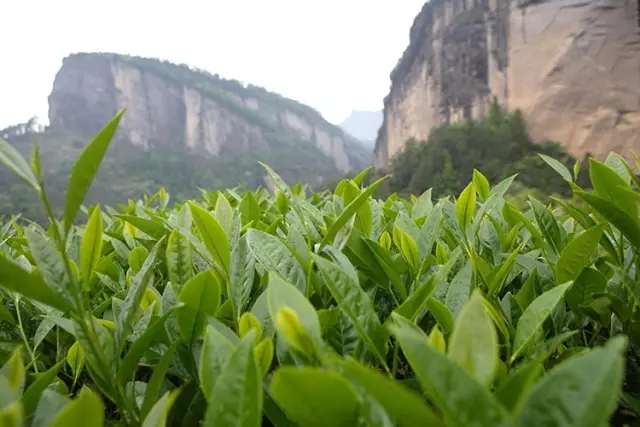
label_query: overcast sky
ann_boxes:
[0,0,425,128]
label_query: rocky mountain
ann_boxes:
[375,0,640,169]
[1,53,372,219]
[50,53,369,174]
[339,110,383,146]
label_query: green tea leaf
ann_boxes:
[270,367,360,427]
[267,274,322,354]
[539,154,572,183]
[566,268,607,311]
[166,229,193,293]
[473,169,491,201]
[25,226,72,301]
[517,337,626,427]
[456,182,476,233]
[64,110,123,232]
[314,254,387,367]
[49,387,104,427]
[555,225,603,283]
[203,333,262,427]
[230,230,255,321]
[339,359,441,427]
[117,215,168,239]
[445,262,473,319]
[495,361,543,413]
[142,390,180,427]
[117,239,162,348]
[80,206,104,282]
[66,341,85,385]
[395,275,437,321]
[190,202,230,273]
[0,253,69,311]
[390,314,510,427]
[0,137,39,190]
[199,324,236,399]
[512,283,572,361]
[21,360,64,417]
[118,309,176,384]
[247,229,305,293]
[1,348,25,394]
[576,190,640,250]
[177,271,221,343]
[590,158,636,218]
[448,292,498,387]
[530,198,563,254]
[141,345,176,419]
[323,176,389,245]
[488,245,522,296]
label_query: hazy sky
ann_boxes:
[0,0,425,128]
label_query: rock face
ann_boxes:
[375,0,640,168]
[49,53,368,173]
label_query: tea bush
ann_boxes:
[0,112,638,426]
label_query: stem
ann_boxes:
[37,182,138,425]
[391,343,400,378]
[15,297,39,373]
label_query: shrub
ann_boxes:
[0,113,638,426]
[387,101,576,199]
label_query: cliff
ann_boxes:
[49,53,369,174]
[375,0,640,168]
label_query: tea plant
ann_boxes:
[0,112,637,426]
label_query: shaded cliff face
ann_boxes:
[376,0,640,168]
[49,53,369,174]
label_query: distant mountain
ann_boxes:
[340,111,383,146]
[1,53,371,219]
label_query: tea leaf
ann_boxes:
[314,254,387,367]
[0,253,69,311]
[270,367,360,427]
[177,271,221,343]
[323,176,389,245]
[190,202,230,273]
[166,229,193,293]
[390,314,510,427]
[448,292,499,387]
[204,333,262,427]
[456,183,476,233]
[142,390,180,427]
[49,387,104,427]
[555,225,603,283]
[339,359,441,427]
[539,154,572,183]
[0,137,39,190]
[247,229,305,293]
[80,206,104,282]
[64,110,123,232]
[512,282,572,361]
[517,337,626,427]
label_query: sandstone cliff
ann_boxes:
[375,0,640,168]
[49,53,369,174]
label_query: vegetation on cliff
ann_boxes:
[387,102,577,199]
[0,113,639,425]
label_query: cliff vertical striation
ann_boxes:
[376,0,640,168]
[49,53,369,175]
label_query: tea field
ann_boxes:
[0,112,638,426]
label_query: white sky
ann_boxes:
[0,0,425,128]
